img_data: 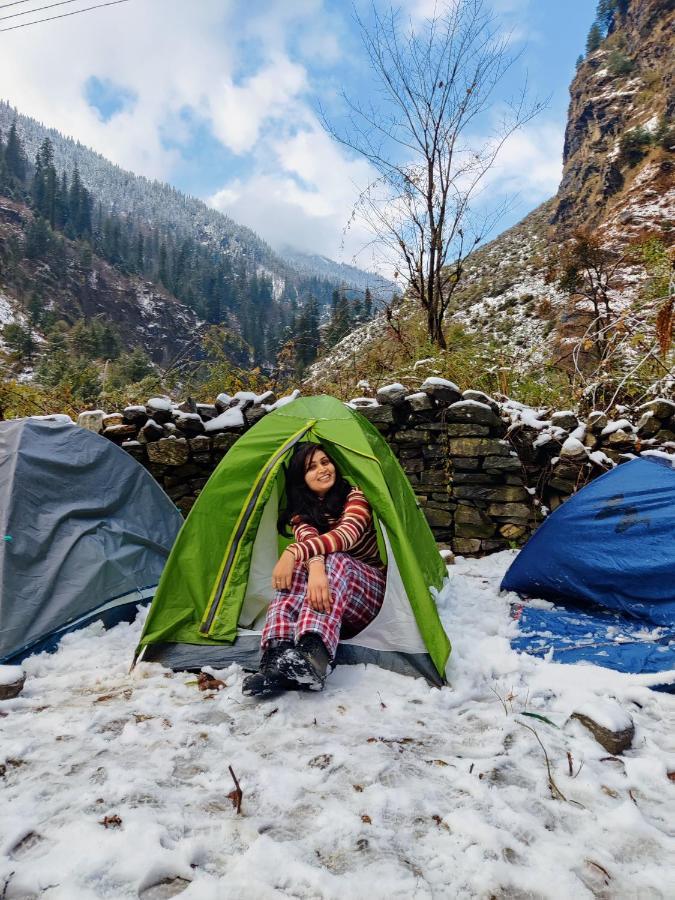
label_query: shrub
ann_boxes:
[607,49,634,76]
[619,127,652,166]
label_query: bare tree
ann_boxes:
[322,0,544,349]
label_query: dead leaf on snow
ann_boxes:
[100,814,122,829]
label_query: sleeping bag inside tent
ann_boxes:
[137,395,451,684]
[0,418,184,664]
[502,455,675,686]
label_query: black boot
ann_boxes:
[278,632,331,691]
[242,640,293,697]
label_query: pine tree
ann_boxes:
[364,287,373,319]
[5,120,27,185]
[596,0,615,32]
[575,54,584,70]
[586,22,602,53]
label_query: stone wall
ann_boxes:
[77,384,675,557]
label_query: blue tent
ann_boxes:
[502,456,675,685]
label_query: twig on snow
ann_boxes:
[227,765,243,814]
[515,719,567,802]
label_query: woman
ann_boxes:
[242,443,386,696]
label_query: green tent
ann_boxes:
[137,395,451,684]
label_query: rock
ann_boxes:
[376,383,408,406]
[244,406,268,426]
[586,411,608,432]
[103,424,138,441]
[447,438,512,457]
[177,397,198,414]
[212,433,239,453]
[102,413,124,428]
[452,538,481,555]
[482,455,522,473]
[175,496,196,516]
[214,393,232,413]
[188,435,211,453]
[445,423,490,437]
[405,391,433,412]
[77,410,105,433]
[349,397,379,409]
[560,436,587,460]
[636,411,661,437]
[446,400,502,429]
[607,429,636,446]
[453,485,528,502]
[123,405,148,425]
[358,405,395,426]
[551,410,578,430]
[204,407,245,433]
[139,876,192,899]
[0,665,25,700]
[570,700,635,755]
[139,419,165,443]
[499,523,527,540]
[462,390,499,414]
[454,505,496,538]
[420,377,462,406]
[196,403,218,421]
[423,506,452,527]
[638,398,675,420]
[121,441,146,461]
[437,543,455,564]
[654,429,675,443]
[146,437,190,467]
[487,501,531,521]
[175,412,205,435]
[145,397,174,425]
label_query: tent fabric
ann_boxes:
[501,457,675,624]
[511,603,675,692]
[138,395,451,682]
[502,455,675,686]
[0,418,183,664]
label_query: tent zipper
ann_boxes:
[199,422,315,636]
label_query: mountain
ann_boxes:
[0,101,384,376]
[279,246,399,300]
[307,0,675,404]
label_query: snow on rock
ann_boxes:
[560,436,587,460]
[589,450,615,468]
[601,419,636,436]
[570,700,635,755]
[203,407,245,432]
[420,377,460,392]
[375,383,408,405]
[346,397,379,409]
[1,553,674,897]
[0,665,24,686]
[263,389,300,411]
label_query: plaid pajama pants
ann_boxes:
[260,552,386,659]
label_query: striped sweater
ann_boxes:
[286,487,384,569]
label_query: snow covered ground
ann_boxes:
[2,552,674,899]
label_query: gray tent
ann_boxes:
[0,418,183,664]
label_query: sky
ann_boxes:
[0,0,595,272]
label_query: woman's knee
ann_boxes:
[324,551,352,574]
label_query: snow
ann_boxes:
[203,407,245,432]
[264,389,301,411]
[0,665,23,686]
[215,393,232,407]
[1,552,674,898]
[601,419,635,436]
[560,437,587,458]
[642,449,675,467]
[146,398,173,412]
[573,699,633,734]
[420,377,460,392]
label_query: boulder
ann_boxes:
[103,424,137,441]
[405,392,433,412]
[454,505,496,538]
[636,411,661,437]
[175,413,205,436]
[77,410,105,433]
[145,397,174,425]
[214,393,233,413]
[358,405,395,426]
[196,403,218,421]
[146,437,190,467]
[560,436,587,460]
[177,397,198,414]
[448,438,512,457]
[123,405,149,426]
[139,419,165,443]
[446,400,502,429]
[462,390,499,414]
[446,423,490,437]
[452,538,481,555]
[551,410,578,431]
[638,398,675,420]
[487,501,531,521]
[376,383,408,406]
[188,435,212,453]
[499,523,527,540]
[586,411,608,432]
[419,377,462,406]
[102,413,124,428]
[482,455,522,473]
[570,700,635,755]
[423,506,452,527]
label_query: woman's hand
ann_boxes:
[272,548,295,591]
[307,559,331,613]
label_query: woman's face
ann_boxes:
[304,448,336,497]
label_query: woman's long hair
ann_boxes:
[277,443,351,534]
